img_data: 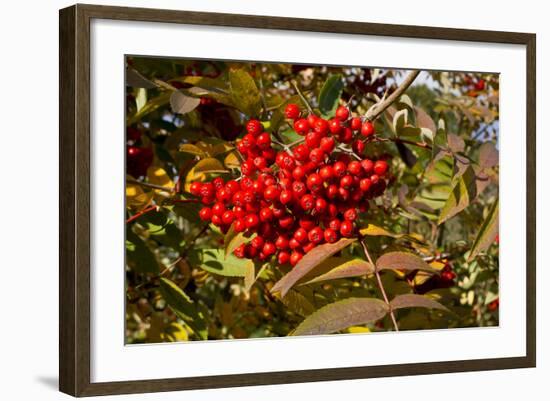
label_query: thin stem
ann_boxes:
[291,81,314,114]
[359,239,399,332]
[126,205,157,224]
[127,178,174,192]
[365,70,421,121]
[371,136,432,150]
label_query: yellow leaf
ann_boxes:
[147,166,174,202]
[126,177,153,210]
[179,143,207,158]
[193,157,227,174]
[224,151,241,169]
[347,326,371,334]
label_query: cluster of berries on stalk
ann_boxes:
[189,103,390,266]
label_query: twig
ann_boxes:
[359,239,399,332]
[365,70,421,122]
[126,205,157,224]
[127,178,174,192]
[291,81,314,114]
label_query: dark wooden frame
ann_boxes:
[59,3,536,397]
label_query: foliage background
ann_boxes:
[125,57,499,343]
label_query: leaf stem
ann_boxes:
[365,70,421,122]
[291,80,314,114]
[359,239,399,332]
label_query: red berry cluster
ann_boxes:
[126,127,153,178]
[190,104,390,266]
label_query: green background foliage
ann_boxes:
[125,57,499,343]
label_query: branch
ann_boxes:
[365,70,421,121]
[291,81,314,114]
[126,205,157,224]
[359,239,399,332]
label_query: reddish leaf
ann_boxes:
[390,294,448,312]
[376,252,437,273]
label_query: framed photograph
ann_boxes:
[59,4,536,397]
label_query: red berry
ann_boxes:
[333,161,347,177]
[212,202,225,216]
[307,114,318,128]
[299,217,316,231]
[374,160,388,175]
[211,214,223,226]
[222,210,235,225]
[289,238,301,250]
[309,148,325,164]
[256,132,271,150]
[328,218,341,231]
[340,220,354,237]
[306,131,323,148]
[279,189,293,205]
[212,177,225,190]
[352,139,365,155]
[262,242,276,256]
[292,181,307,199]
[292,165,307,181]
[279,215,294,229]
[294,118,309,135]
[324,228,338,243]
[350,117,362,131]
[326,184,339,199]
[303,242,316,253]
[290,251,303,266]
[343,208,358,222]
[245,214,260,228]
[314,197,328,214]
[189,182,203,196]
[306,173,323,192]
[199,207,212,221]
[285,103,301,119]
[275,235,290,250]
[361,159,374,174]
[319,165,334,181]
[278,251,290,264]
[293,144,310,162]
[347,161,363,176]
[335,106,350,121]
[359,178,372,192]
[251,236,265,249]
[340,175,354,189]
[259,207,273,222]
[233,244,246,258]
[294,228,309,244]
[264,185,281,202]
[314,119,329,135]
[246,120,263,136]
[308,226,324,244]
[338,127,353,143]
[319,136,335,153]
[300,194,315,211]
[234,218,246,232]
[328,119,342,134]
[475,79,485,91]
[361,121,375,137]
[241,160,255,176]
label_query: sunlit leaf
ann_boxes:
[135,88,147,113]
[126,179,153,210]
[193,157,227,175]
[179,143,207,158]
[229,69,261,117]
[376,252,437,273]
[280,289,315,317]
[187,248,254,277]
[271,238,356,297]
[291,298,388,336]
[224,151,241,169]
[438,165,477,224]
[159,278,207,340]
[468,199,499,261]
[297,257,374,286]
[390,294,448,312]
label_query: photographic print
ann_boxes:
[124,57,499,343]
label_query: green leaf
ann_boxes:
[438,165,477,224]
[318,74,344,117]
[224,225,255,259]
[229,69,261,117]
[128,92,171,125]
[297,257,374,286]
[291,298,388,336]
[179,144,207,158]
[187,248,254,277]
[170,90,201,115]
[468,199,499,261]
[159,278,207,340]
[281,289,316,317]
[125,227,159,274]
[390,294,448,312]
[376,252,437,273]
[271,238,356,298]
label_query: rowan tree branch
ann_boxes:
[359,239,399,332]
[365,70,421,121]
